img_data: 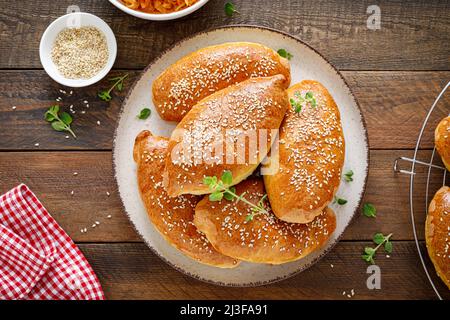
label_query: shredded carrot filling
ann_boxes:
[121,0,198,14]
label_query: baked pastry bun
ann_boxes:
[435,116,450,170]
[163,75,289,197]
[133,130,239,268]
[263,80,345,223]
[426,186,450,289]
[194,178,336,264]
[152,42,291,122]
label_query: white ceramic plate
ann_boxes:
[113,26,369,286]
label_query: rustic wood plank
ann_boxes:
[0,0,449,70]
[0,70,448,150]
[0,150,446,242]
[78,242,442,300]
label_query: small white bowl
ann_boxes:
[108,0,209,21]
[39,12,117,88]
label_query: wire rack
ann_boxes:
[393,81,449,300]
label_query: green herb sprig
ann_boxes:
[225,2,239,16]
[277,49,293,60]
[203,171,268,221]
[344,170,354,182]
[290,91,317,113]
[334,196,347,205]
[362,233,393,264]
[138,108,151,120]
[362,203,377,218]
[44,105,76,138]
[98,74,129,102]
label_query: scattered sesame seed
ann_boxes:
[34,143,39,147]
[73,172,78,176]
[107,215,112,219]
[70,190,74,196]
[97,120,101,126]
[12,106,16,110]
[106,191,110,196]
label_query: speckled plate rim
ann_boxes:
[112,25,370,287]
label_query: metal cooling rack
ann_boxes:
[393,81,449,300]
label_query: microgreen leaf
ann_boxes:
[203,176,216,187]
[225,2,238,16]
[363,203,377,218]
[203,171,269,221]
[98,73,128,102]
[224,186,236,200]
[60,112,72,125]
[245,214,254,222]
[224,191,234,201]
[221,170,233,185]
[277,49,293,60]
[362,254,375,264]
[45,112,56,122]
[138,108,151,120]
[344,170,354,182]
[290,91,317,113]
[44,105,76,138]
[209,191,224,202]
[373,233,385,245]
[98,90,112,102]
[362,233,393,264]
[51,121,66,131]
[384,241,393,253]
[334,196,347,205]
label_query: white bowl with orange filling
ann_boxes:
[109,0,209,21]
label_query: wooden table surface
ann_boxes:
[0,0,449,300]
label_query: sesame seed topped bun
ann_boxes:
[134,130,239,268]
[435,116,450,171]
[163,75,289,197]
[194,178,336,265]
[263,80,345,223]
[152,42,291,122]
[426,186,450,289]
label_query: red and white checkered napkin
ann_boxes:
[0,184,104,300]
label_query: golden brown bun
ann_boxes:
[435,116,450,171]
[426,186,450,289]
[263,80,345,223]
[163,75,289,197]
[152,42,291,122]
[133,130,239,268]
[194,178,336,264]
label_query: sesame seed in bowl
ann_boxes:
[40,12,117,88]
